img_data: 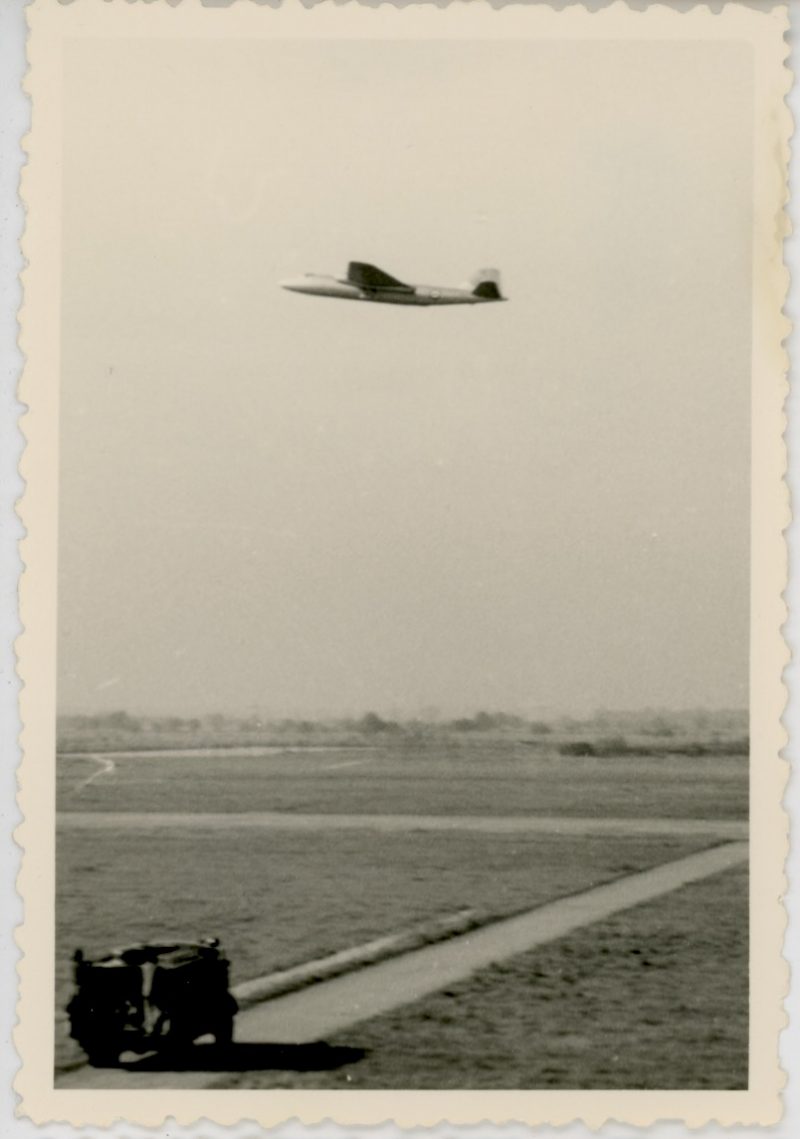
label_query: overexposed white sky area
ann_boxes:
[58,36,752,718]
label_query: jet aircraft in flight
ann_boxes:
[280,262,506,306]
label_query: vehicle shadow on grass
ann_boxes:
[117,1041,366,1073]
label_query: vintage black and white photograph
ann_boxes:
[14,0,790,1129]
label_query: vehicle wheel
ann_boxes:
[84,1046,121,1068]
[213,1015,234,1048]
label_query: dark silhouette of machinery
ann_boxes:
[67,938,238,1067]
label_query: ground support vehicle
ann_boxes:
[66,938,238,1066]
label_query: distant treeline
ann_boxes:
[557,734,749,757]
[59,708,538,738]
[57,707,749,755]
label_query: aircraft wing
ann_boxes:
[346,262,414,292]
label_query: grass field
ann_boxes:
[224,864,748,1090]
[57,742,748,819]
[55,824,711,1068]
[55,736,748,1081]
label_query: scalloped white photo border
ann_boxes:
[11,0,792,1130]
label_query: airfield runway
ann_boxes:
[57,811,747,839]
[56,840,747,1090]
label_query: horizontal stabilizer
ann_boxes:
[347,262,412,291]
[470,268,503,300]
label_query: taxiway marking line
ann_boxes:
[70,754,117,794]
[321,759,372,771]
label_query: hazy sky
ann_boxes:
[58,36,753,717]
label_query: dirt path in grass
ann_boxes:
[57,811,747,838]
[57,841,747,1090]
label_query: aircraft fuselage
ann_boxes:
[280,273,500,307]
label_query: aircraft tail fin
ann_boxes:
[470,269,504,300]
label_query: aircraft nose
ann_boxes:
[279,276,305,293]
